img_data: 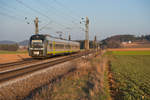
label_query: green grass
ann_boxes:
[109,54,150,100]
[111,50,150,55]
[0,50,27,54]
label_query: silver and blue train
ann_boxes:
[28,34,80,58]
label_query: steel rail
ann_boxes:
[0,51,92,82]
[0,54,72,69]
[0,58,37,69]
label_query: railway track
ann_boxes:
[0,51,93,83]
[0,58,38,69]
[0,54,71,71]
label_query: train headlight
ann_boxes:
[34,51,39,55]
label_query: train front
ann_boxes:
[28,34,47,58]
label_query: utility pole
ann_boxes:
[85,16,89,50]
[34,17,39,34]
[93,35,97,49]
[69,34,71,41]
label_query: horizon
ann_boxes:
[1,33,150,43]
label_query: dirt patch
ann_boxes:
[108,48,150,51]
[0,54,30,64]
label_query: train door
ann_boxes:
[53,41,55,55]
[44,40,48,56]
[47,41,53,55]
[49,41,53,52]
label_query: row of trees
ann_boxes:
[0,44,19,51]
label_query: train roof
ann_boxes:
[30,34,80,45]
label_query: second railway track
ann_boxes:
[0,54,72,71]
[0,51,93,83]
[0,58,38,69]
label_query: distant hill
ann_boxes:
[0,40,29,46]
[0,40,16,44]
[101,34,150,48]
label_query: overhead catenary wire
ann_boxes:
[0,0,83,39]
[1,0,81,31]
[0,5,29,22]
[51,0,84,35]
[0,0,63,33]
[37,0,80,26]
[33,0,78,29]
[0,11,24,22]
[15,0,72,30]
[0,0,39,26]
[53,0,81,21]
[0,0,69,31]
[39,21,53,31]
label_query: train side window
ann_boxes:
[49,43,52,49]
[65,44,70,49]
[55,44,58,49]
[55,44,64,49]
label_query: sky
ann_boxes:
[0,0,150,42]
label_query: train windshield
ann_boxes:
[31,40,43,48]
[30,35,45,48]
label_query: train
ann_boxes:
[28,34,80,58]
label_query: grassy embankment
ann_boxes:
[0,50,27,54]
[107,50,150,100]
[25,55,111,100]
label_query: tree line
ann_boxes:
[0,44,19,51]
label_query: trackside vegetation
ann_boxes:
[25,56,111,100]
[108,51,150,100]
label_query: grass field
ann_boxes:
[108,50,150,100]
[111,50,150,55]
[0,50,27,54]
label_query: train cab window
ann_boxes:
[31,40,43,48]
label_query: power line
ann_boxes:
[0,11,23,22]
[39,21,53,31]
[34,0,78,28]
[53,0,81,21]
[0,0,32,18]
[0,0,38,25]
[0,5,26,20]
[52,0,83,31]
[37,0,80,25]
[15,0,71,30]
[16,0,49,19]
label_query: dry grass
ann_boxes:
[27,55,111,100]
[0,51,111,100]
[0,60,76,100]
